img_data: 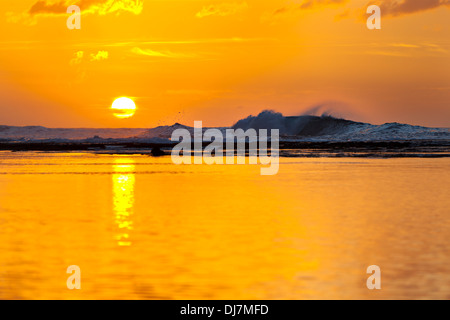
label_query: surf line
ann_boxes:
[170,121,280,176]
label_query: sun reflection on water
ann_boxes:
[112,158,135,246]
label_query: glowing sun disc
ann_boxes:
[111,97,136,119]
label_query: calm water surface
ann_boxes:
[0,151,449,299]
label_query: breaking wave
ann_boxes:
[232,110,450,141]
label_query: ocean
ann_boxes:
[0,152,449,299]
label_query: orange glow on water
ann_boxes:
[113,158,135,246]
[0,153,449,299]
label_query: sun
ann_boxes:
[111,97,136,119]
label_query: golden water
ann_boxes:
[0,152,449,299]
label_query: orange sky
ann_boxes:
[0,0,449,128]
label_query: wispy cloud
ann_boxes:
[90,50,109,61]
[29,1,67,15]
[373,0,450,17]
[365,50,411,57]
[262,0,347,23]
[388,42,448,52]
[81,37,273,47]
[364,42,448,57]
[31,0,143,16]
[196,2,248,18]
[70,50,109,65]
[300,0,347,10]
[272,0,346,15]
[68,51,86,84]
[9,0,143,24]
[390,43,421,48]
[131,47,197,59]
[70,51,84,65]
[68,49,109,84]
[166,89,231,96]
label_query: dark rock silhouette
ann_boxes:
[151,146,165,157]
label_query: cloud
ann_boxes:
[31,0,143,16]
[299,0,347,10]
[373,0,450,17]
[29,1,67,15]
[262,0,347,22]
[90,50,109,61]
[166,89,231,95]
[364,42,448,57]
[334,9,350,20]
[68,51,86,84]
[77,37,272,47]
[365,50,411,57]
[9,0,143,24]
[273,0,346,15]
[70,50,109,65]
[131,47,197,58]
[196,2,248,18]
[390,43,420,48]
[70,51,84,65]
